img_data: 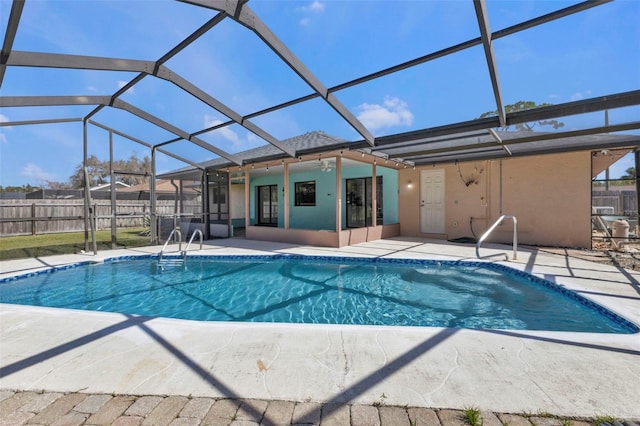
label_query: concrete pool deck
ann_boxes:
[1,237,639,423]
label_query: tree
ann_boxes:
[0,184,41,193]
[70,155,108,188]
[68,154,151,189]
[621,167,636,179]
[479,101,565,132]
[45,180,73,190]
[112,154,152,186]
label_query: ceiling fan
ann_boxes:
[318,159,335,172]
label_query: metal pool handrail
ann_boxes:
[476,215,518,260]
[182,229,203,258]
[159,227,182,261]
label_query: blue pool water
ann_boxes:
[0,255,637,333]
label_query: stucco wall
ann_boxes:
[230,183,245,219]
[398,151,592,248]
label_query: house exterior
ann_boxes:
[399,151,592,248]
[161,131,639,250]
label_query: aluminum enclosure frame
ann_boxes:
[1,0,639,246]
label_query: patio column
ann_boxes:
[372,162,377,227]
[244,166,250,230]
[335,156,342,233]
[284,161,289,229]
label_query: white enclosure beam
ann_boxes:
[235,5,375,147]
[156,66,296,157]
[112,99,242,165]
[180,0,375,147]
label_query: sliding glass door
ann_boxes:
[257,184,278,226]
[346,177,382,228]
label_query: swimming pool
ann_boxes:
[0,254,637,333]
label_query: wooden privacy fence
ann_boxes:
[0,199,201,236]
[592,190,638,216]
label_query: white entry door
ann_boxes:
[420,169,445,234]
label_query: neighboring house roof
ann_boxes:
[90,181,131,191]
[119,179,200,194]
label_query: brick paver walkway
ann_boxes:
[2,390,638,426]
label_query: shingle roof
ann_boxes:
[160,127,640,181]
[159,130,349,179]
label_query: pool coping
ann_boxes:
[1,237,640,418]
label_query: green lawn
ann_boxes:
[0,228,151,261]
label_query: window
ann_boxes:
[295,181,316,206]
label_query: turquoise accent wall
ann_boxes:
[381,166,399,223]
[248,164,398,230]
[288,170,336,230]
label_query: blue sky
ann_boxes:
[0,0,639,187]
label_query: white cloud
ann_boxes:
[20,163,56,182]
[298,1,325,13]
[204,115,240,146]
[570,89,592,101]
[309,1,325,12]
[356,97,414,132]
[297,1,325,26]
